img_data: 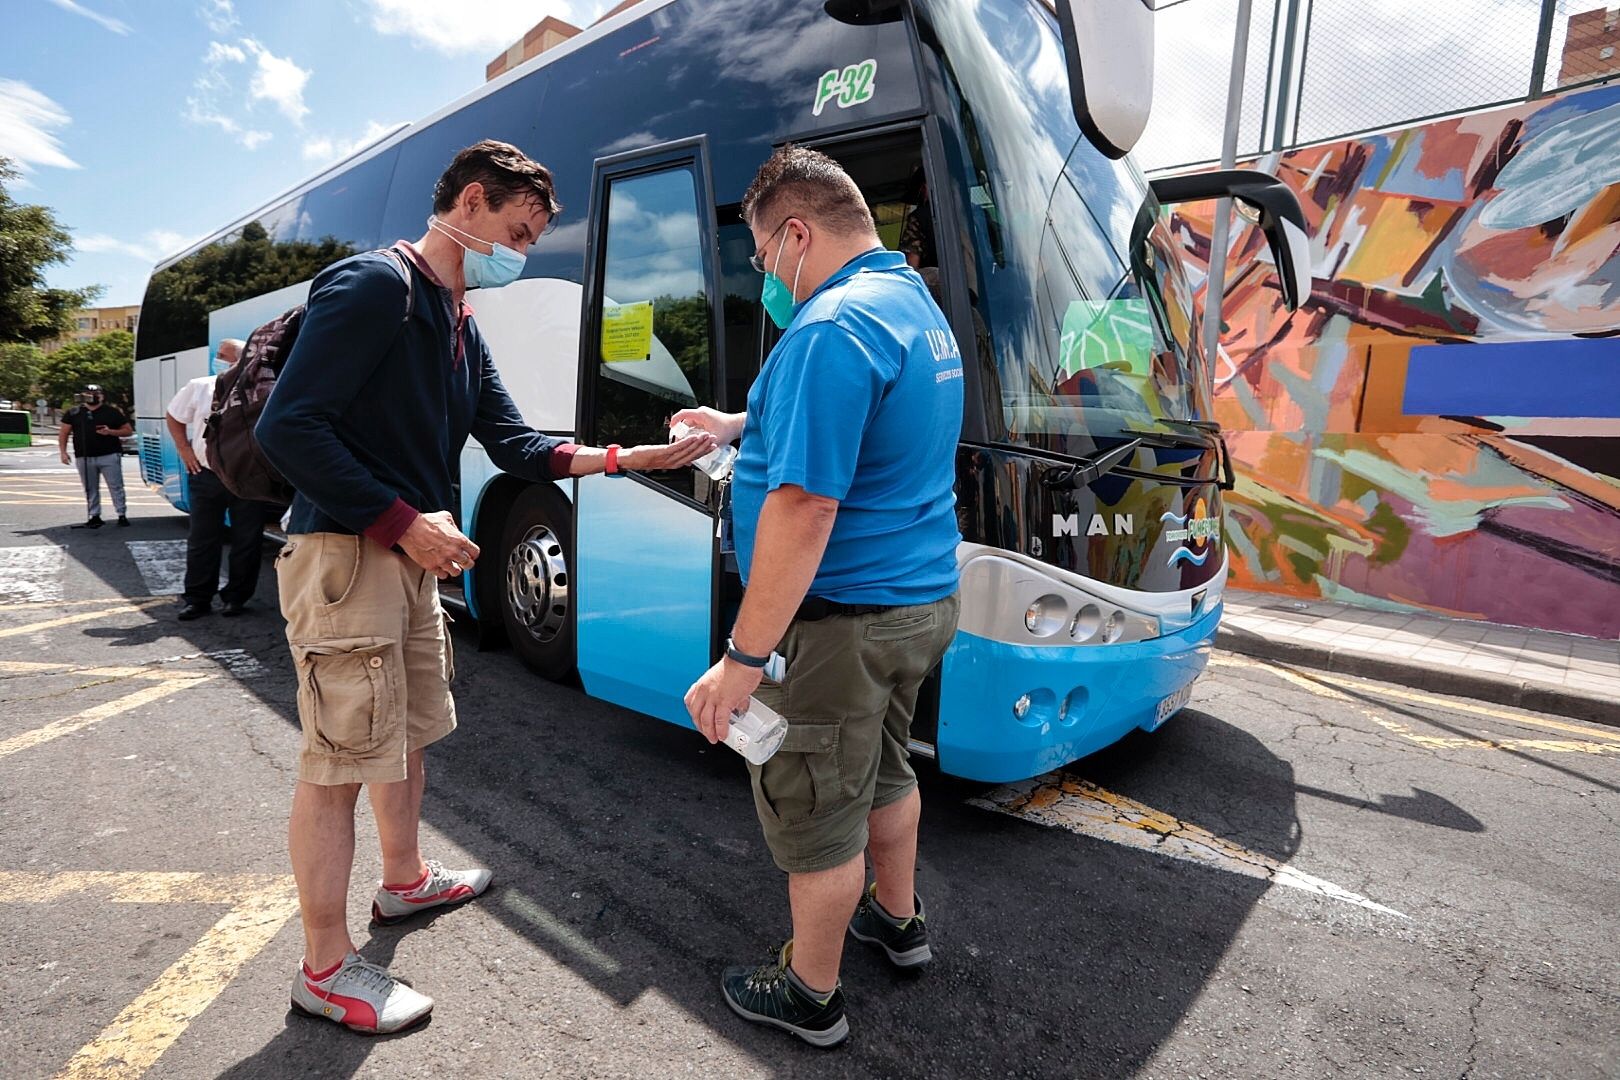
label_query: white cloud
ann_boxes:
[302,119,398,164]
[244,40,310,126]
[76,228,197,263]
[0,79,79,171]
[47,0,131,35]
[360,0,613,56]
[185,37,309,148]
[198,0,238,33]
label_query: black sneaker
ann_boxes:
[116,515,130,527]
[721,941,848,1048]
[84,515,104,529]
[848,883,932,968]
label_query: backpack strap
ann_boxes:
[380,245,416,324]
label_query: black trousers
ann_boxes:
[184,467,271,607]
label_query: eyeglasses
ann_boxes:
[749,217,792,274]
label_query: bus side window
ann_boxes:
[591,164,717,501]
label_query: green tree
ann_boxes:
[0,157,102,343]
[0,341,42,402]
[37,330,134,409]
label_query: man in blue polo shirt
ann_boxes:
[680,145,963,1049]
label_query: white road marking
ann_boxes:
[0,545,65,603]
[971,775,1408,919]
[126,540,226,597]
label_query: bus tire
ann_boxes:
[497,483,576,682]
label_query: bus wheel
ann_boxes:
[498,484,575,682]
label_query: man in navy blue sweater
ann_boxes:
[258,140,713,1034]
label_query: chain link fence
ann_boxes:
[1136,0,1620,173]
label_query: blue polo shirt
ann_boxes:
[731,248,964,606]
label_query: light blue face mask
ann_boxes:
[430,216,527,289]
[761,228,807,330]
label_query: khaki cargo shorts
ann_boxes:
[276,533,456,785]
[749,594,959,875]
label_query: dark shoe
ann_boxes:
[848,883,931,968]
[721,941,848,1048]
[221,600,249,617]
[177,602,211,621]
[83,515,104,530]
[116,515,130,527]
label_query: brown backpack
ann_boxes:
[205,248,414,502]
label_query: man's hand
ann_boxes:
[94,425,113,436]
[623,431,716,472]
[398,510,479,580]
[179,448,203,476]
[684,657,764,745]
[59,450,70,466]
[670,406,745,445]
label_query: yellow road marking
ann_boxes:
[0,597,167,612]
[1366,715,1620,756]
[973,774,1407,918]
[0,872,299,1080]
[0,676,208,759]
[0,659,205,681]
[0,599,171,639]
[1211,654,1620,743]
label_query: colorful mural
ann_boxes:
[1171,82,1620,639]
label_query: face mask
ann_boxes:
[430,215,527,289]
[761,227,808,330]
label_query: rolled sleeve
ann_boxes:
[362,497,420,549]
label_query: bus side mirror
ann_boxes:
[1151,169,1313,310]
[1053,0,1156,160]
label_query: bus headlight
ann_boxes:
[1024,595,1067,637]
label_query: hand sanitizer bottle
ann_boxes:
[723,696,788,765]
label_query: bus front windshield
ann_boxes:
[924,0,1209,454]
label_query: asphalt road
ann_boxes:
[2,446,1617,1080]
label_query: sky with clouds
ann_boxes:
[1,0,617,307]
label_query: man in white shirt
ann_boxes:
[166,339,272,620]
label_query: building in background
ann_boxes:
[40,304,140,354]
[484,2,642,81]
[1558,6,1620,86]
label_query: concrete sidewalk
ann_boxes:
[1216,590,1618,725]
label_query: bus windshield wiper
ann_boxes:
[1037,424,1234,491]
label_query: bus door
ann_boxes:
[573,140,726,727]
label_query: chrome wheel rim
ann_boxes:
[506,524,568,644]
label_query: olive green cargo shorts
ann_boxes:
[276,533,457,786]
[748,594,959,874]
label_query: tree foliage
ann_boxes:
[0,157,102,344]
[37,330,134,409]
[138,221,357,356]
[0,341,43,402]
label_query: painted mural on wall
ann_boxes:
[1170,82,1620,639]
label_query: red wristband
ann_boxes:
[605,444,621,475]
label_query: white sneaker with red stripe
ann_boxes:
[291,953,433,1034]
[371,859,493,925]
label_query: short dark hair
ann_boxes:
[433,139,562,220]
[741,144,874,237]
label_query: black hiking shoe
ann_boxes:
[116,515,130,527]
[83,515,104,529]
[848,883,932,968]
[721,941,848,1048]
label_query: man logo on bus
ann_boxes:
[1052,513,1134,538]
[1161,497,1222,568]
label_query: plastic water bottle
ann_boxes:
[670,420,737,481]
[723,696,788,765]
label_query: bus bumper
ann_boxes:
[935,602,1220,783]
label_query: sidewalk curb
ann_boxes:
[1216,627,1617,728]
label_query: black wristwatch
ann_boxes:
[725,637,771,668]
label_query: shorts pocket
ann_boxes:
[290,636,398,756]
[864,610,937,642]
[756,721,841,826]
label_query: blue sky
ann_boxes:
[1,0,615,307]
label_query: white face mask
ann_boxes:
[429,215,527,288]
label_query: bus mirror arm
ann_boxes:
[1150,169,1314,311]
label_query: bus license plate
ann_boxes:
[1150,685,1193,730]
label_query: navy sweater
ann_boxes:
[257,243,574,548]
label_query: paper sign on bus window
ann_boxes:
[1059,298,1153,377]
[601,301,654,363]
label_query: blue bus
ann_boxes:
[132,0,1308,782]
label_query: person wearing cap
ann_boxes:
[59,383,132,528]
